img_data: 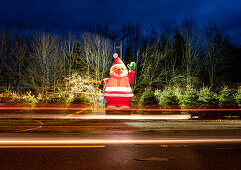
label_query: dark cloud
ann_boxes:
[0,0,240,45]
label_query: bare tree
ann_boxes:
[80,32,113,83]
[26,32,66,92]
[180,18,201,88]
[137,40,168,88]
[0,27,13,87]
[63,32,79,76]
[204,22,234,88]
[121,23,143,63]
[8,26,30,90]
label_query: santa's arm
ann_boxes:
[128,70,135,84]
[127,62,136,84]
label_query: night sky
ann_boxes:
[0,0,241,45]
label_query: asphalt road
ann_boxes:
[1,126,241,170]
[0,143,241,170]
[0,108,241,169]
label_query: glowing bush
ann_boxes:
[233,90,241,105]
[72,94,91,104]
[198,87,217,104]
[48,91,75,104]
[22,91,38,104]
[65,72,102,105]
[130,91,143,104]
[178,89,198,105]
[155,90,178,105]
[139,90,158,104]
[218,87,234,104]
[36,93,50,103]
[2,90,21,103]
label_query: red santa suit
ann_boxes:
[104,54,135,105]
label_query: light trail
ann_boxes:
[1,138,241,145]
[0,145,106,148]
[0,106,240,112]
[66,115,191,120]
[0,114,191,120]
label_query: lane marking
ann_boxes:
[64,108,89,119]
[14,120,43,132]
[15,126,42,132]
[160,145,188,147]
[37,120,43,125]
[0,145,106,148]
[135,157,169,161]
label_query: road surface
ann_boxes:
[0,107,241,169]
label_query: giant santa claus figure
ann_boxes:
[103,53,136,107]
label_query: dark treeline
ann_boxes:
[0,18,241,93]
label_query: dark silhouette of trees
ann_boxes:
[0,19,240,92]
[204,22,235,89]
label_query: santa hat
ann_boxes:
[110,53,128,72]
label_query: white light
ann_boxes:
[1,139,241,145]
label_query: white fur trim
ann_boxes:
[104,93,134,97]
[113,53,118,58]
[105,87,132,92]
[110,64,127,71]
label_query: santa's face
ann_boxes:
[110,65,128,78]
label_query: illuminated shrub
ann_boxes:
[36,93,50,103]
[218,87,234,104]
[37,91,90,104]
[2,90,21,103]
[140,90,158,104]
[130,91,143,104]
[233,90,241,105]
[44,91,74,104]
[57,91,75,104]
[155,90,178,105]
[178,89,198,105]
[65,72,101,105]
[22,91,38,104]
[72,94,91,104]
[198,87,217,104]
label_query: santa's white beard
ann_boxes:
[110,71,128,78]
